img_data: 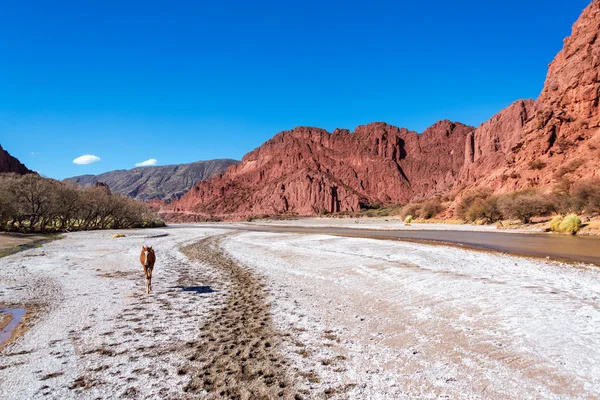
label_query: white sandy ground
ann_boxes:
[0,226,599,399]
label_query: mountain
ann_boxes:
[459,0,600,192]
[163,0,600,221]
[0,144,34,174]
[162,121,473,220]
[65,159,238,201]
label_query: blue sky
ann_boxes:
[0,0,591,179]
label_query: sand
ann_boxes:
[0,225,599,399]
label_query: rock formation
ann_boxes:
[0,144,34,175]
[460,0,600,192]
[163,0,600,221]
[65,159,238,201]
[163,121,473,221]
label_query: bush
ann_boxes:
[497,190,556,223]
[529,159,546,170]
[404,215,413,223]
[419,199,442,219]
[463,196,501,223]
[457,187,494,221]
[400,203,421,219]
[558,213,582,235]
[549,215,563,232]
[399,199,442,220]
[571,179,600,216]
[554,159,585,178]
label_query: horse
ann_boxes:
[140,246,156,294]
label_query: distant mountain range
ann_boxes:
[0,144,34,175]
[65,159,238,201]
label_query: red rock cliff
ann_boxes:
[459,0,600,192]
[163,121,473,220]
[165,1,600,221]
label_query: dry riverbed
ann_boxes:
[1,226,599,399]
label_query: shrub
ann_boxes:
[419,199,442,219]
[400,199,442,220]
[456,187,493,220]
[571,179,600,216]
[554,159,585,178]
[549,215,563,232]
[404,215,413,223]
[528,159,546,170]
[463,196,501,223]
[497,190,556,223]
[558,213,582,235]
[400,203,421,219]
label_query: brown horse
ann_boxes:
[140,246,156,294]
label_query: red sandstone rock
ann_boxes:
[0,144,34,175]
[163,121,473,221]
[164,1,600,221]
[458,0,600,194]
[460,99,534,186]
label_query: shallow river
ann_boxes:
[196,225,600,266]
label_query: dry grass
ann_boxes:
[549,215,563,232]
[558,214,582,235]
[548,214,582,235]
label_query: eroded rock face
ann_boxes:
[0,144,33,175]
[164,1,600,221]
[519,0,600,174]
[459,0,600,192]
[460,100,535,185]
[163,121,473,220]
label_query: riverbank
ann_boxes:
[0,233,63,258]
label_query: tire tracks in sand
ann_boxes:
[180,234,300,399]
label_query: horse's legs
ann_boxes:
[145,267,153,294]
[144,266,150,294]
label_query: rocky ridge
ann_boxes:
[0,144,34,175]
[65,159,238,201]
[164,1,600,221]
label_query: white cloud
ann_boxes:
[135,159,158,167]
[73,154,101,165]
[31,152,39,156]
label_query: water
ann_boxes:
[198,225,600,266]
[0,308,26,347]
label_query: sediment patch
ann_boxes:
[180,235,298,399]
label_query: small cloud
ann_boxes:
[31,152,39,156]
[73,154,101,165]
[135,159,157,167]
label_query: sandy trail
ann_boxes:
[1,226,599,399]
[180,235,296,399]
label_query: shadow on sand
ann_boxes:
[170,285,215,294]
